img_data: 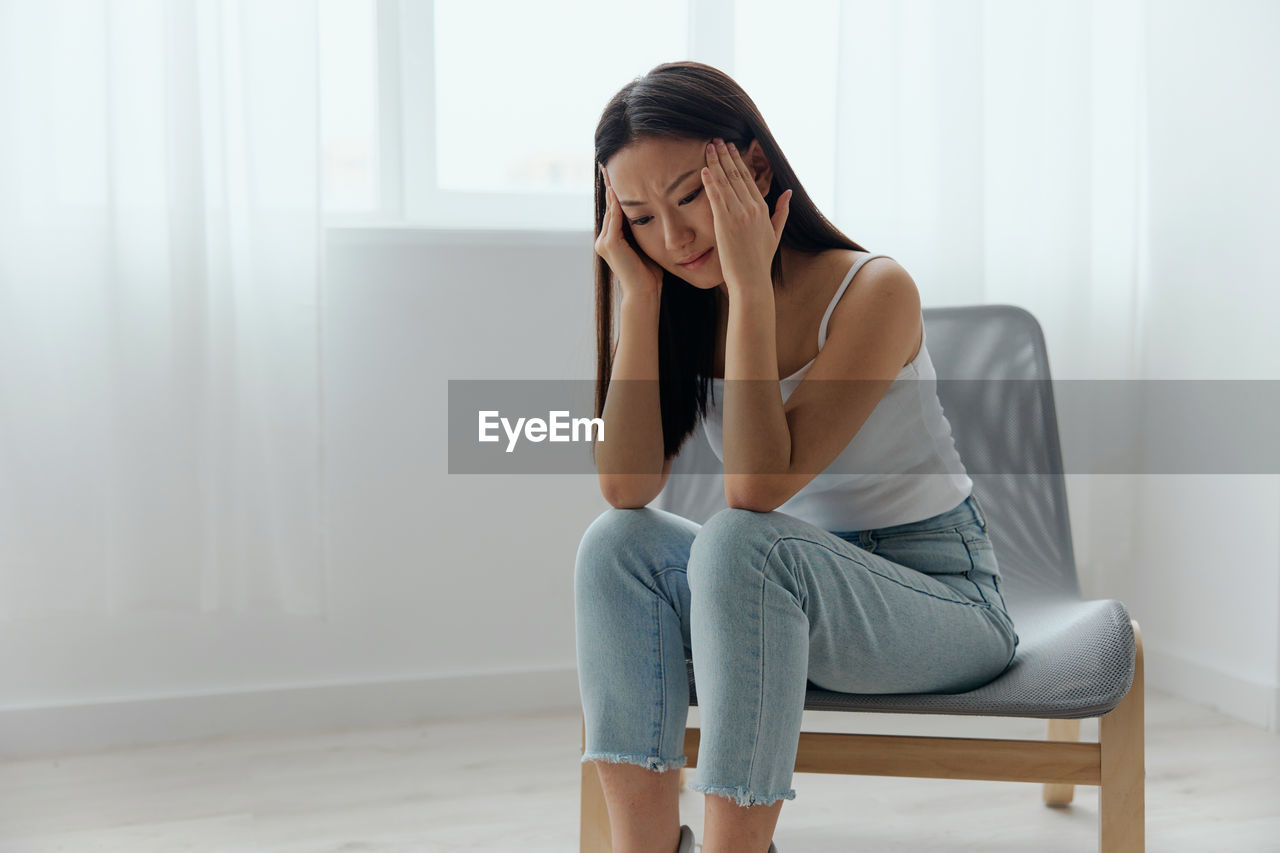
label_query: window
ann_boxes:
[320,0,702,229]
[320,0,835,231]
[432,0,687,198]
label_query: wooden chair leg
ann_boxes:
[1043,718,1082,805]
[581,713,612,852]
[1098,619,1145,852]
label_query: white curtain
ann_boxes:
[0,0,326,619]
[829,0,1152,379]
[831,0,1148,383]
[825,0,1150,597]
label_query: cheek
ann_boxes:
[630,229,657,256]
[699,197,718,227]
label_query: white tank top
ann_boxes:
[700,253,973,531]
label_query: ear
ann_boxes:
[742,138,774,198]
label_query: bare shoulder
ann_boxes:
[820,248,906,282]
[821,249,922,367]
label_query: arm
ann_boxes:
[595,291,672,508]
[720,283,790,507]
[722,261,922,511]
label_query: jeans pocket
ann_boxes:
[866,526,971,575]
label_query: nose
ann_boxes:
[663,214,695,255]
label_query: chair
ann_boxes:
[579,304,1144,851]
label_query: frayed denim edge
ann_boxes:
[581,751,687,773]
[689,780,796,808]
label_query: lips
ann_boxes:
[679,248,712,266]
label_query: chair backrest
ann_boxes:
[924,305,1081,611]
[655,304,1082,614]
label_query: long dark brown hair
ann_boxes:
[592,61,866,462]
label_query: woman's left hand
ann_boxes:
[702,138,792,298]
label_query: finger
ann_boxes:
[599,169,610,211]
[607,190,622,240]
[700,162,725,226]
[704,141,735,208]
[702,142,727,206]
[601,180,617,239]
[601,167,626,237]
[708,140,750,209]
[699,146,721,212]
[606,181,620,220]
[771,188,793,241]
[726,142,764,205]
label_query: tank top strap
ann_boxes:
[817,254,895,349]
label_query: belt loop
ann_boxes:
[970,493,988,530]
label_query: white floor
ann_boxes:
[1,687,1278,852]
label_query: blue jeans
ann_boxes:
[574,493,1020,808]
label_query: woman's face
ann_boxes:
[603,135,771,290]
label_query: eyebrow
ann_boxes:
[618,168,701,207]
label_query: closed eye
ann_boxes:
[629,188,703,226]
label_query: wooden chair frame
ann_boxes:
[580,619,1144,851]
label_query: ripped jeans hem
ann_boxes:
[689,780,797,807]
[581,751,688,773]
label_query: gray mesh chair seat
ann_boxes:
[583,304,1146,852]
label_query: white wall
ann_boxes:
[1115,1,1280,730]
[3,0,1279,760]
[1,230,614,758]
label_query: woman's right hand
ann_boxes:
[596,163,664,302]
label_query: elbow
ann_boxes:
[725,498,782,513]
[723,485,783,513]
[599,478,660,509]
[605,494,656,510]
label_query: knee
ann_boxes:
[577,507,657,561]
[696,506,766,543]
[688,507,778,587]
[574,507,676,589]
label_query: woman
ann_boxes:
[575,61,1019,853]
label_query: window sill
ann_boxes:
[323,222,592,248]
